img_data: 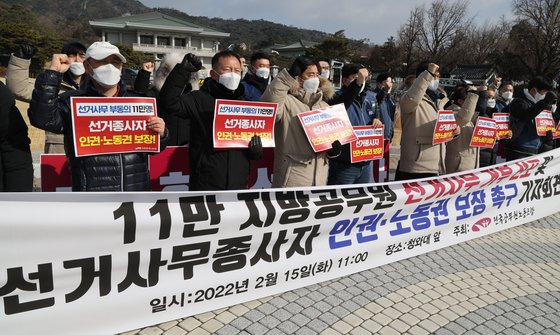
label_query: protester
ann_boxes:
[396,62,460,180]
[158,51,263,191]
[444,85,480,173]
[241,52,271,101]
[134,54,197,146]
[7,41,89,154]
[0,82,33,192]
[372,73,396,140]
[496,81,514,112]
[327,64,382,185]
[505,77,557,160]
[316,57,331,80]
[29,42,168,191]
[261,56,338,187]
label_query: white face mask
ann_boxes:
[501,91,513,101]
[302,77,320,93]
[90,63,121,88]
[218,72,241,91]
[255,67,270,79]
[320,69,330,79]
[428,79,439,92]
[552,105,557,113]
[487,99,496,108]
[69,62,85,76]
[534,91,546,102]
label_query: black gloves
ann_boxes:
[327,140,342,158]
[248,135,262,161]
[544,91,557,106]
[181,53,202,72]
[14,44,37,60]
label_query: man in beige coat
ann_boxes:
[261,56,337,188]
[7,42,88,154]
[396,62,460,180]
[444,85,480,173]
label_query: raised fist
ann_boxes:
[181,53,202,72]
[49,54,71,73]
[14,44,37,60]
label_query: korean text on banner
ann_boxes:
[350,125,384,163]
[4,149,560,335]
[554,122,560,139]
[493,113,510,139]
[213,99,278,148]
[297,103,357,152]
[470,117,497,148]
[70,97,160,157]
[433,110,458,145]
[535,110,555,136]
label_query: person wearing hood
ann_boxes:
[158,51,263,191]
[134,53,198,146]
[505,77,557,161]
[7,41,90,154]
[28,42,168,191]
[261,56,338,187]
[396,61,460,181]
[241,52,271,101]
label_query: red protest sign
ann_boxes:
[535,110,555,136]
[213,99,278,148]
[350,126,384,163]
[470,117,497,148]
[492,113,510,139]
[432,110,458,145]
[554,122,560,139]
[298,103,357,152]
[70,97,159,157]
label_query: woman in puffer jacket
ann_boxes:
[261,56,338,188]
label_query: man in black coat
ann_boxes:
[158,50,262,191]
[0,82,33,191]
[29,42,168,191]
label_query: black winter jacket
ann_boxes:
[29,70,168,191]
[159,65,253,191]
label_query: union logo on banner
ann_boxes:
[70,97,160,157]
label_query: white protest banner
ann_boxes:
[2,149,560,335]
[297,103,357,152]
[71,97,160,157]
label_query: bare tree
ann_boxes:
[510,0,560,76]
[451,17,510,65]
[416,0,471,65]
[397,5,424,74]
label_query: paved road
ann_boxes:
[119,212,560,335]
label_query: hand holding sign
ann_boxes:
[147,117,166,137]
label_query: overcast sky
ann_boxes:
[139,0,515,44]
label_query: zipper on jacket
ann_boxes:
[119,154,124,192]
